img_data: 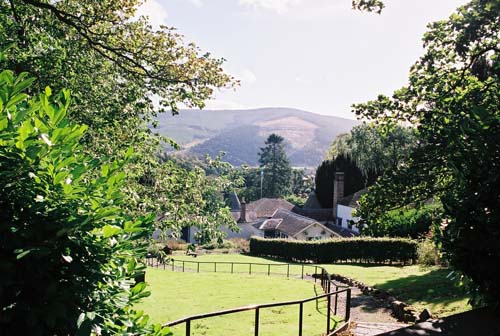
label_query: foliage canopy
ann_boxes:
[355,0,500,305]
[0,69,169,335]
[258,134,292,198]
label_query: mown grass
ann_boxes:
[172,253,471,317]
[137,267,343,336]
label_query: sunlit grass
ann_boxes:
[171,253,471,317]
[136,267,343,336]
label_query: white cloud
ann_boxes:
[135,0,168,29]
[238,0,301,14]
[294,76,311,85]
[238,0,349,17]
[204,99,246,110]
[187,0,203,7]
[238,69,257,84]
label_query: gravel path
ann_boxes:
[332,282,407,336]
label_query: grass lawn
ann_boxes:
[137,267,343,336]
[172,253,471,317]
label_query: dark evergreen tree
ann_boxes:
[258,134,292,198]
[315,155,369,208]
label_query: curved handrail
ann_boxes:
[164,287,351,328]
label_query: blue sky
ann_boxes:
[138,0,468,119]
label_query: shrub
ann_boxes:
[417,239,441,266]
[202,239,235,250]
[250,237,418,264]
[228,238,250,252]
[0,70,169,335]
[166,239,188,251]
[362,205,442,238]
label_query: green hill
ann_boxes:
[154,107,359,167]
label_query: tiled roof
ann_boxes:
[293,208,334,222]
[258,218,283,231]
[337,188,368,208]
[232,209,258,223]
[247,198,295,218]
[227,191,241,211]
[326,224,359,238]
[271,209,341,237]
[303,191,323,209]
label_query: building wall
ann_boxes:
[337,205,360,233]
[294,223,336,240]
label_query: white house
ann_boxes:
[331,171,367,234]
[335,189,367,234]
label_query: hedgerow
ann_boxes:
[250,237,418,264]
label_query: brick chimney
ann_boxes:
[332,172,344,218]
[238,197,247,223]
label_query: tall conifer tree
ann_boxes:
[258,134,292,198]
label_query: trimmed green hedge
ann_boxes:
[250,237,418,264]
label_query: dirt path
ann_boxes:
[333,283,407,336]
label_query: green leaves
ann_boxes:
[0,69,161,334]
[103,225,122,238]
[353,0,500,306]
[258,133,292,198]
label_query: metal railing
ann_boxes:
[145,257,352,335]
[163,287,351,336]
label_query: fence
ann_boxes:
[145,257,352,336]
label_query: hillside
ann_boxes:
[154,108,359,167]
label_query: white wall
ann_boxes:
[337,204,360,233]
[294,223,337,240]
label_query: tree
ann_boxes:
[233,166,262,202]
[329,123,417,177]
[361,205,442,239]
[354,0,500,305]
[0,69,169,335]
[258,134,292,198]
[314,155,367,208]
[290,169,314,198]
[0,0,236,235]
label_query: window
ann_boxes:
[307,236,322,241]
[347,220,354,229]
[337,217,343,226]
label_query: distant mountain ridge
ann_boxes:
[153,107,359,167]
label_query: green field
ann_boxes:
[137,268,343,336]
[171,254,471,317]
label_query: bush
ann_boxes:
[362,205,441,238]
[417,239,441,266]
[0,70,169,335]
[202,239,235,250]
[250,237,418,264]
[166,239,189,251]
[228,238,250,252]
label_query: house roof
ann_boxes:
[270,209,341,238]
[247,198,295,218]
[303,191,323,209]
[233,208,258,223]
[337,188,368,208]
[227,191,241,211]
[258,218,283,231]
[293,208,334,222]
[327,225,359,238]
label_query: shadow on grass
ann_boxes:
[242,253,412,268]
[374,268,469,306]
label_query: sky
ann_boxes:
[137,0,469,120]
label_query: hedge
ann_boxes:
[249,237,418,264]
